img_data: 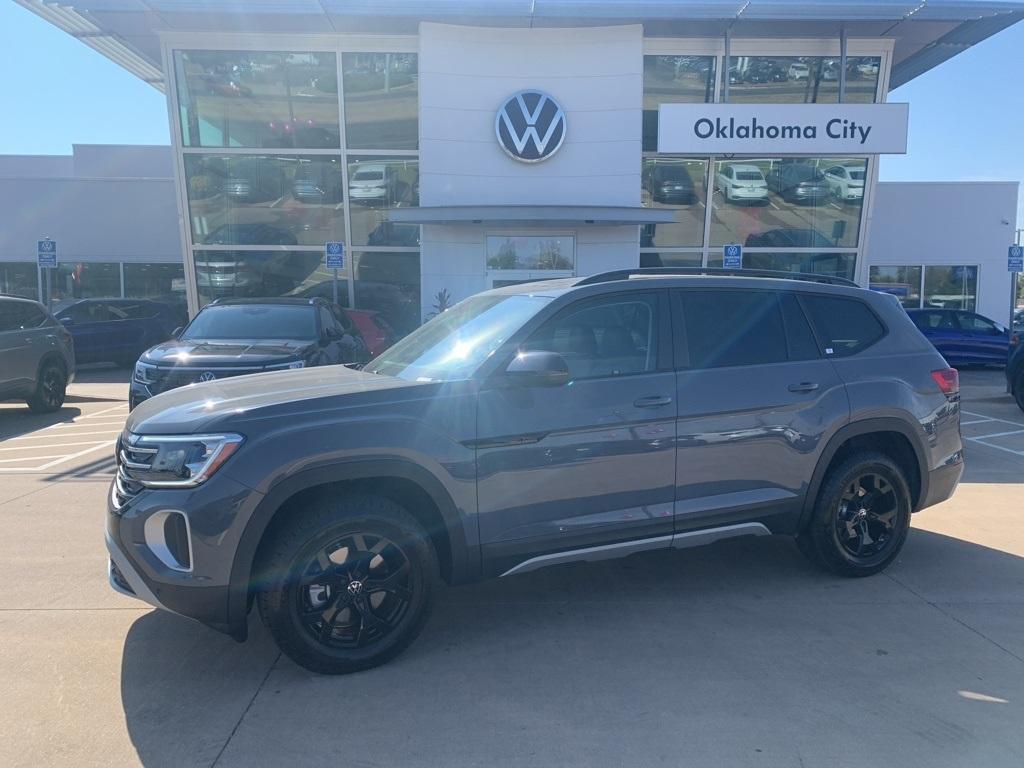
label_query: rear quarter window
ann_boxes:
[800,294,885,357]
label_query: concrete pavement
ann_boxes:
[1,367,1022,767]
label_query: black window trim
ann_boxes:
[796,291,889,358]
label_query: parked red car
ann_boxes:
[342,308,397,358]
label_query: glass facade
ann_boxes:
[0,262,39,300]
[726,56,881,104]
[870,265,978,311]
[178,48,421,338]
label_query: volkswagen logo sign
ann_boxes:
[199,371,216,382]
[495,90,566,163]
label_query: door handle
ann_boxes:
[788,382,820,393]
[634,395,673,408]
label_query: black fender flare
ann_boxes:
[226,458,477,640]
[798,417,929,531]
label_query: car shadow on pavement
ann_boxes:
[119,530,1024,768]
[0,405,82,440]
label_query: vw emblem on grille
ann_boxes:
[199,371,216,382]
[495,90,566,163]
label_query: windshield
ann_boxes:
[849,170,865,181]
[736,171,762,181]
[366,293,553,382]
[181,305,317,341]
[354,170,383,181]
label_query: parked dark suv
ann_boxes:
[108,269,963,674]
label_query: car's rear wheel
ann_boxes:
[26,361,67,413]
[797,451,911,577]
[258,493,436,674]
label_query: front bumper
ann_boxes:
[106,473,265,639]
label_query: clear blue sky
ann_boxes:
[0,0,1021,211]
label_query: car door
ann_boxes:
[63,302,110,363]
[0,302,38,394]
[956,312,1008,364]
[476,290,677,573]
[671,288,846,534]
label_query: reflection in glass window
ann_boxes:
[924,265,977,311]
[46,262,121,303]
[0,262,39,300]
[355,251,421,336]
[193,250,324,305]
[641,159,708,247]
[343,53,419,150]
[643,56,716,151]
[347,157,420,246]
[175,51,340,148]
[726,56,879,104]
[869,266,922,309]
[485,236,575,272]
[184,155,345,247]
[639,252,702,269]
[123,263,188,325]
[711,157,866,248]
[708,251,855,281]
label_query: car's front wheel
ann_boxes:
[797,451,912,577]
[258,493,437,674]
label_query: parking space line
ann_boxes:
[79,404,129,419]
[7,430,122,441]
[35,440,116,470]
[970,429,1024,439]
[965,437,1024,457]
[52,420,126,428]
[0,455,66,464]
[0,440,116,452]
[962,410,1024,429]
[959,419,993,426]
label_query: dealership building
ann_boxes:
[8,0,1023,332]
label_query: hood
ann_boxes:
[126,365,427,435]
[142,339,314,366]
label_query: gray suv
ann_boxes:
[107,270,963,674]
[0,296,75,412]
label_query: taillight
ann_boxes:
[1011,332,1020,348]
[931,368,959,397]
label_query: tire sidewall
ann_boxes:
[29,361,66,413]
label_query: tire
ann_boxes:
[1013,370,1024,413]
[27,360,67,413]
[257,493,437,674]
[797,451,912,577]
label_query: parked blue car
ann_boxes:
[906,308,1010,366]
[54,299,180,368]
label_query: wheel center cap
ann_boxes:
[347,580,364,595]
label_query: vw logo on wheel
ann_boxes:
[495,90,566,163]
[199,371,216,382]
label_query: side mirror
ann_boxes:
[171,326,183,338]
[504,350,570,388]
[58,317,72,326]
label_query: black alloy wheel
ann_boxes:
[258,494,436,674]
[834,473,899,559]
[797,451,911,577]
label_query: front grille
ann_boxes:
[146,366,264,395]
[113,435,157,510]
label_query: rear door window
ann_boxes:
[800,294,885,357]
[677,289,788,369]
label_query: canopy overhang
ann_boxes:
[14,0,1024,92]
[386,206,676,227]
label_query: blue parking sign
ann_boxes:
[325,241,345,269]
[723,244,742,269]
[1009,245,1023,272]
[37,239,57,268]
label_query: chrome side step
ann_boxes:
[500,522,771,577]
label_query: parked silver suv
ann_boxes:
[0,296,75,412]
[108,269,963,674]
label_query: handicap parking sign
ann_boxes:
[325,241,345,269]
[723,244,742,269]
[1009,245,1023,272]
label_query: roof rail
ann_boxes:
[575,267,858,288]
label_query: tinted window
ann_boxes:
[801,295,884,356]
[958,313,999,333]
[70,303,112,323]
[0,301,44,332]
[780,293,819,360]
[343,53,418,150]
[679,290,787,369]
[118,303,158,320]
[526,294,659,380]
[181,305,317,341]
[318,306,337,334]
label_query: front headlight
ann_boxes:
[122,433,243,488]
[134,361,157,384]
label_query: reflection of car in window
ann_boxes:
[788,62,810,80]
[368,221,420,247]
[292,162,344,204]
[349,164,394,205]
[644,164,696,204]
[716,164,768,205]
[203,223,299,246]
[823,164,866,202]
[745,228,833,248]
[221,159,288,203]
[766,163,831,205]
